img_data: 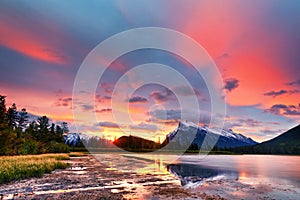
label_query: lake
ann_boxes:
[115,154,300,199]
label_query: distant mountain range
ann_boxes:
[232,124,300,154]
[64,122,300,155]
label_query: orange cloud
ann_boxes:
[176,1,296,111]
[0,19,66,64]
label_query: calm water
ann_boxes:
[124,154,300,186]
[96,153,300,199]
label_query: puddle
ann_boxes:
[70,167,87,170]
[72,171,86,174]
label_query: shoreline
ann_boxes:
[0,154,299,199]
[0,154,222,200]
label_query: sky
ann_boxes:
[0,0,300,142]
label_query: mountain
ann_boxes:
[64,132,89,147]
[164,121,258,150]
[64,133,114,148]
[113,135,160,151]
[233,124,300,154]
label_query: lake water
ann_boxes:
[123,154,299,183]
[177,155,300,184]
[111,154,300,199]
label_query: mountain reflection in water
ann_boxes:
[167,163,239,188]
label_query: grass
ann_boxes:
[0,154,70,184]
[68,152,88,157]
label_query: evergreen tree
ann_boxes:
[7,103,18,129]
[37,116,49,141]
[55,124,64,143]
[26,121,39,140]
[55,124,62,135]
[50,123,55,134]
[0,95,7,130]
[18,108,29,130]
[37,116,49,131]
[61,122,69,134]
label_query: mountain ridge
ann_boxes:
[164,121,258,150]
[232,124,300,154]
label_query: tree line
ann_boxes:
[0,95,70,155]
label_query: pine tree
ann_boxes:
[37,116,49,141]
[0,95,7,130]
[61,122,69,134]
[18,108,29,130]
[7,103,18,129]
[55,124,64,143]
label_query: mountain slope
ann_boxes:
[164,121,258,150]
[114,135,160,151]
[234,124,300,154]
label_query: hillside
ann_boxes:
[113,135,160,152]
[233,124,300,154]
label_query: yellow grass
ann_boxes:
[0,154,70,184]
[68,152,87,157]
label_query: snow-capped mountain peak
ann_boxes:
[166,121,258,149]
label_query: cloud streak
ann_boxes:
[150,88,175,103]
[287,79,300,86]
[264,89,300,97]
[129,122,158,132]
[98,121,119,128]
[266,103,300,116]
[128,96,148,103]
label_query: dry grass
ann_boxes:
[68,152,87,157]
[0,154,70,184]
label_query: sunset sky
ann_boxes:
[1,0,300,142]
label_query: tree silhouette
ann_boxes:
[18,108,29,130]
[7,103,18,129]
[55,124,64,143]
[61,122,69,134]
[0,95,7,130]
[37,116,49,141]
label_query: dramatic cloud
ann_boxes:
[223,118,262,130]
[55,97,72,108]
[96,108,112,113]
[172,85,205,100]
[96,95,112,103]
[266,103,300,116]
[287,79,300,86]
[98,121,119,128]
[128,96,148,103]
[264,89,300,97]
[149,109,181,124]
[150,88,175,102]
[2,1,300,142]
[81,104,93,111]
[224,78,239,92]
[129,122,158,132]
[237,118,262,126]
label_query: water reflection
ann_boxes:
[167,163,238,188]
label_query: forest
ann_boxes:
[0,95,70,155]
